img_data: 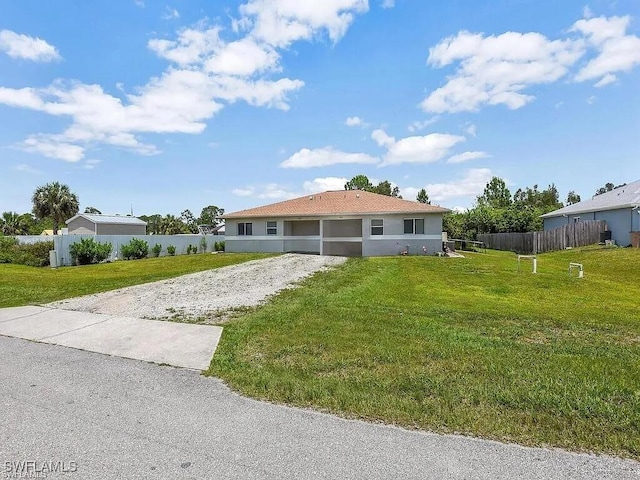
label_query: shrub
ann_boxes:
[152,243,162,257]
[199,236,207,253]
[167,245,176,256]
[120,238,149,260]
[186,244,197,254]
[0,238,54,267]
[217,241,225,252]
[70,238,112,265]
[0,237,18,263]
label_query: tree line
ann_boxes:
[0,181,224,236]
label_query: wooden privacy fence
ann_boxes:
[477,220,607,254]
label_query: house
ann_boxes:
[66,213,147,235]
[223,190,450,257]
[541,180,640,247]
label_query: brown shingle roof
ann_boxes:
[224,190,450,219]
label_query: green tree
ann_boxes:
[344,175,374,191]
[477,177,512,208]
[180,209,199,234]
[198,205,224,227]
[1,212,32,236]
[373,180,401,198]
[84,206,102,214]
[416,188,430,204]
[158,215,187,235]
[595,182,626,196]
[32,182,80,235]
[345,175,402,197]
[566,191,581,205]
[139,214,162,235]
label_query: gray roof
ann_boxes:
[541,180,640,218]
[66,213,147,226]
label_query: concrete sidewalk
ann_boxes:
[0,306,222,370]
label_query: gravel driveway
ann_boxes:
[47,254,347,322]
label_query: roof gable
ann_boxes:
[541,180,640,218]
[225,190,450,218]
[66,213,147,226]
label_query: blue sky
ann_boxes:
[1,0,639,216]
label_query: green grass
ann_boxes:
[0,253,272,308]
[208,246,640,458]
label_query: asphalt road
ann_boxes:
[1,336,638,479]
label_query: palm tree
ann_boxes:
[32,182,80,235]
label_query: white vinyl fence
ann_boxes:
[39,234,224,266]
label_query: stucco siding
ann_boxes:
[594,208,633,246]
[225,213,444,257]
[67,217,96,235]
[544,207,635,246]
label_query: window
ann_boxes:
[573,217,581,223]
[404,218,425,234]
[266,221,277,235]
[237,222,253,236]
[371,219,384,236]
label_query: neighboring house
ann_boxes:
[197,224,225,235]
[41,228,68,235]
[224,190,450,257]
[66,213,147,235]
[541,180,640,246]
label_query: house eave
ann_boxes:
[224,208,451,220]
[540,203,639,218]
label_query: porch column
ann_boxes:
[319,219,324,255]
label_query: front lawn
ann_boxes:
[0,253,273,308]
[208,247,640,458]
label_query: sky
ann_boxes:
[1,0,639,217]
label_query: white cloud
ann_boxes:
[381,0,395,8]
[464,122,477,137]
[0,30,60,62]
[280,147,378,168]
[0,1,367,162]
[239,0,369,48]
[13,163,43,175]
[232,183,297,200]
[587,95,596,104]
[83,159,102,170]
[422,14,640,114]
[583,6,593,19]
[134,0,145,7]
[21,136,85,162]
[372,129,465,166]
[446,151,489,164]
[572,15,640,86]
[162,6,180,20]
[371,129,395,147]
[407,117,438,132]
[303,176,348,192]
[345,116,363,126]
[422,30,584,113]
[423,168,494,201]
[593,73,617,87]
[232,187,254,196]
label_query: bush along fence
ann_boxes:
[45,234,225,266]
[477,220,607,254]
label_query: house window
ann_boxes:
[371,219,384,236]
[266,221,277,235]
[404,218,425,234]
[237,222,253,236]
